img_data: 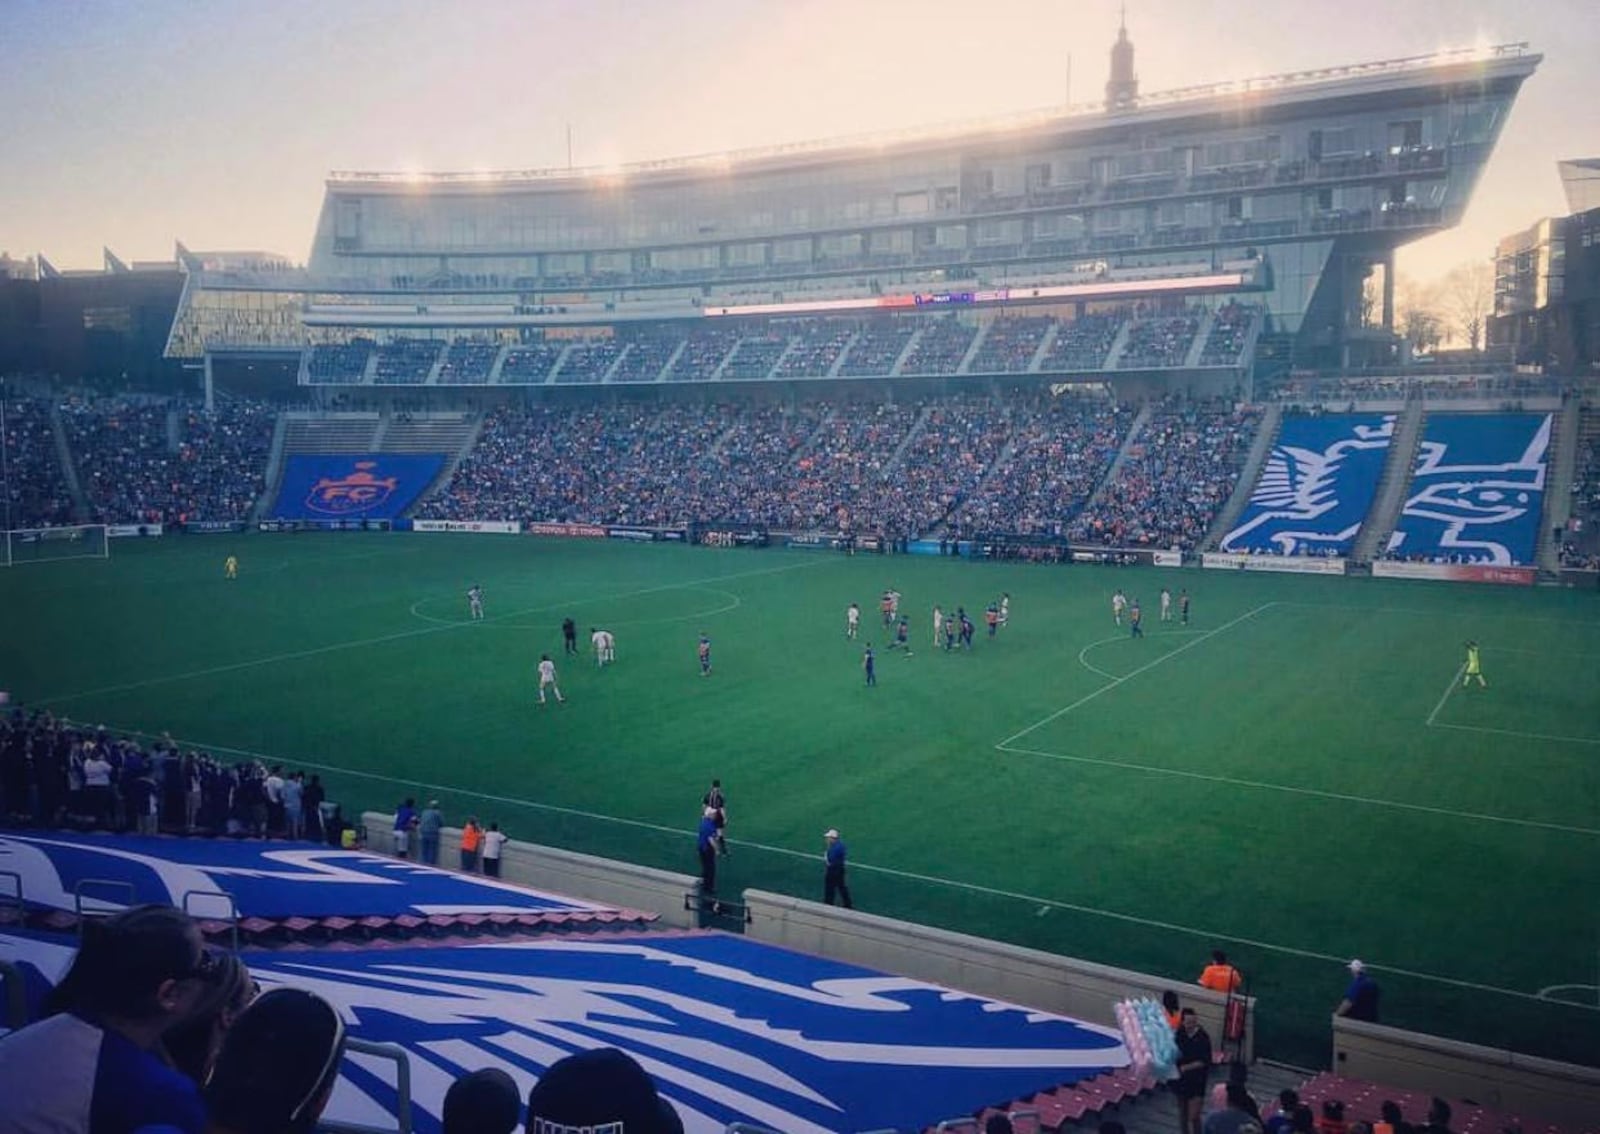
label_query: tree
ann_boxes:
[1442,260,1494,353]
[1394,276,1444,356]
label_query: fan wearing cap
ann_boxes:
[823,828,853,909]
[1335,959,1380,1023]
[443,1068,521,1134]
[526,1048,683,1134]
[204,988,347,1134]
[0,904,217,1134]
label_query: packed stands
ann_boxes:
[610,328,682,382]
[1,397,76,527]
[870,395,1010,535]
[1039,312,1125,371]
[1119,309,1201,369]
[499,341,564,383]
[1560,411,1598,568]
[968,316,1053,373]
[719,330,790,380]
[958,396,1134,535]
[553,337,623,384]
[1385,412,1551,565]
[772,320,855,379]
[838,319,916,376]
[1220,412,1394,557]
[1073,398,1262,549]
[664,326,740,382]
[1199,301,1259,365]
[778,401,922,531]
[900,316,979,375]
[60,397,276,525]
[372,338,441,384]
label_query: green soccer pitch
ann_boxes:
[3,533,1598,1068]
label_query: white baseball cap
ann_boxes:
[824,828,839,839]
[1348,959,1365,974]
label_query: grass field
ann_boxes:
[3,533,1598,1068]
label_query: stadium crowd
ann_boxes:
[1070,398,1262,550]
[59,396,275,525]
[2,396,76,527]
[1559,418,1598,569]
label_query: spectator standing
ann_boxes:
[1373,1101,1412,1134]
[83,743,114,829]
[1266,1092,1301,1134]
[703,778,728,855]
[1199,950,1244,993]
[0,904,217,1134]
[1174,1007,1213,1134]
[823,828,853,908]
[303,775,326,842]
[460,817,482,872]
[481,821,507,878]
[697,807,719,907]
[281,773,305,841]
[263,767,285,834]
[393,798,416,858]
[1162,989,1183,1030]
[1336,960,1380,1023]
[418,800,444,865]
[1419,1099,1452,1134]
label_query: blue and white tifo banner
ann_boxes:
[272,453,445,520]
[0,832,610,919]
[1386,413,1551,566]
[1220,414,1393,556]
[268,935,1128,1134]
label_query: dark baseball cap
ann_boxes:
[525,1048,682,1134]
[205,988,347,1134]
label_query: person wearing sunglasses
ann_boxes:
[0,904,221,1134]
[204,988,347,1134]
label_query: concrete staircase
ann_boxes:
[1350,397,1425,564]
[47,402,90,523]
[406,413,485,515]
[1028,323,1059,373]
[1057,1061,1314,1134]
[956,322,992,375]
[1203,403,1283,550]
[889,329,925,377]
[1084,402,1154,511]
[1536,398,1583,573]
[250,411,291,523]
[1185,310,1218,368]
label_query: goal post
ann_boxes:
[2,524,110,567]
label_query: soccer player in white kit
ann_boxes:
[1160,587,1172,622]
[846,603,860,639]
[467,585,484,621]
[932,604,944,645]
[999,593,1009,628]
[537,654,564,703]
[591,627,615,666]
[1112,589,1127,626]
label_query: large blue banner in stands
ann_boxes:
[272,453,444,520]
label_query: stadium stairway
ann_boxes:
[1083,401,1154,511]
[1202,402,1283,551]
[408,412,484,513]
[1535,395,1583,573]
[1349,395,1425,564]
[47,401,90,523]
[1184,310,1218,368]
[250,411,291,523]
[887,404,936,470]
[1101,320,1136,370]
[889,326,926,376]
[956,321,994,375]
[1028,321,1061,373]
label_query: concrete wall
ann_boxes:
[360,812,698,929]
[744,889,1253,1061]
[1332,1017,1600,1126]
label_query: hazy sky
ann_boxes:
[2,0,1595,285]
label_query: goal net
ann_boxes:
[2,524,110,567]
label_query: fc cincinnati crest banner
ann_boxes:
[273,453,445,520]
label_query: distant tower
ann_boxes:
[1105,5,1138,110]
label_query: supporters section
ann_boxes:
[1385,413,1551,566]
[273,453,444,520]
[1220,414,1394,556]
[0,832,616,918]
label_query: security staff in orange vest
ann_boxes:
[1198,949,1244,993]
[460,817,483,873]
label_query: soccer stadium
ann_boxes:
[2,16,1599,1134]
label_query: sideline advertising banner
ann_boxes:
[413,520,521,534]
[1152,550,1183,567]
[1371,561,1536,586]
[525,521,606,538]
[1201,552,1347,575]
[107,524,163,538]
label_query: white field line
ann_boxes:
[1426,664,1465,726]
[997,603,1275,749]
[1427,721,1600,747]
[37,557,831,706]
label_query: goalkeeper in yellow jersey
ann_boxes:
[225,555,238,580]
[1462,641,1486,688]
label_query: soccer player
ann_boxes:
[1112,589,1127,626]
[1179,589,1191,626]
[999,593,1009,629]
[932,604,944,646]
[536,654,564,704]
[985,602,999,638]
[889,616,912,655]
[943,612,958,652]
[698,633,713,676]
[1463,641,1487,688]
[591,627,615,666]
[959,609,974,650]
[846,602,860,639]
[1160,587,1172,622]
[1130,597,1144,638]
[467,585,484,621]
[561,617,578,655]
[888,589,901,621]
[863,643,876,686]
[224,555,238,580]
[879,591,894,628]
